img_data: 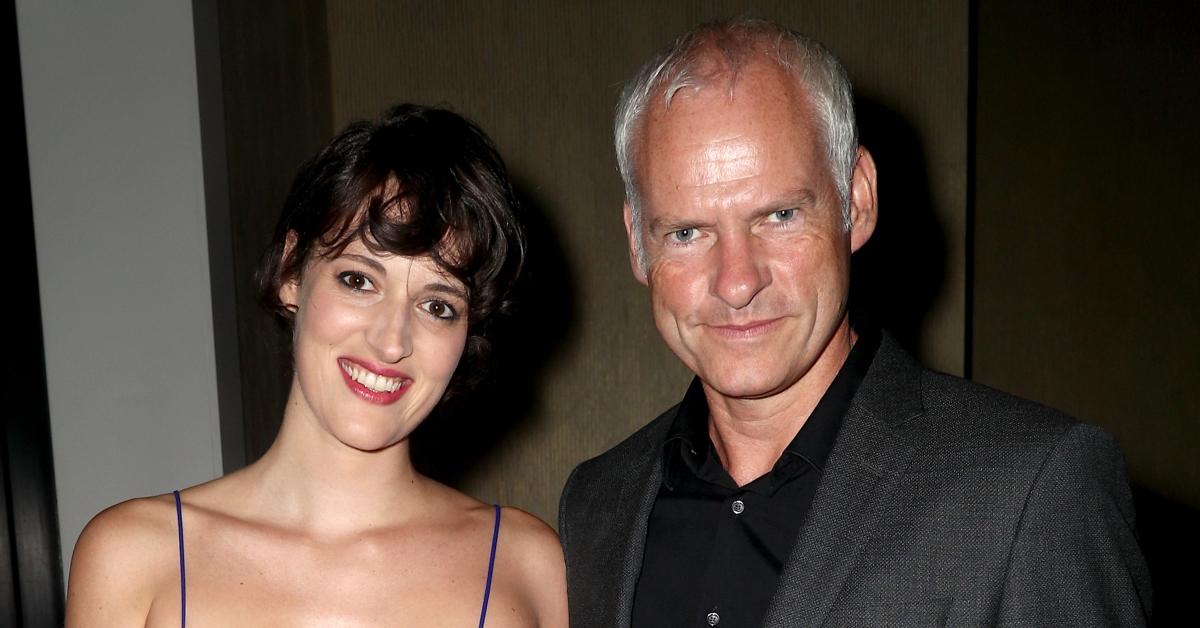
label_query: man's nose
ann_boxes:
[366,303,413,363]
[711,234,770,309]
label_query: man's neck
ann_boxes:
[703,320,856,486]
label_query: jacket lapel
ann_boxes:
[763,336,924,628]
[604,412,674,628]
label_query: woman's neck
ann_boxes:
[227,391,434,539]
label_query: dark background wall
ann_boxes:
[11,1,1192,625]
[215,0,972,528]
[972,1,1200,619]
[211,0,333,468]
[202,0,1195,622]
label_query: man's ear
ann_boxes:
[847,146,878,253]
[277,230,301,311]
[623,202,649,285]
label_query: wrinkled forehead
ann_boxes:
[635,67,833,224]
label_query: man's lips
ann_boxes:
[338,358,411,404]
[707,317,783,338]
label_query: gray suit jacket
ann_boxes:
[559,335,1151,627]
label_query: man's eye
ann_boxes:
[338,271,375,292]
[768,208,797,222]
[421,300,459,321]
[669,228,698,243]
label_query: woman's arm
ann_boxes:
[498,507,569,628]
[65,497,176,627]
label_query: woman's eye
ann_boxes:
[337,271,375,292]
[669,228,698,243]
[421,300,459,321]
[768,208,797,223]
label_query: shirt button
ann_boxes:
[706,611,721,626]
[731,499,745,515]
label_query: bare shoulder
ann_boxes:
[66,494,180,627]
[497,506,568,627]
[498,506,562,560]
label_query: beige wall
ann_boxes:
[323,1,969,524]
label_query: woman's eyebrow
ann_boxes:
[339,253,387,274]
[425,282,468,300]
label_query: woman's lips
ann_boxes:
[338,358,410,405]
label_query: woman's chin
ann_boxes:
[330,421,419,454]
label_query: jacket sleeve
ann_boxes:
[996,423,1152,626]
[559,461,608,628]
[558,464,581,562]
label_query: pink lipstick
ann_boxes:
[338,358,411,405]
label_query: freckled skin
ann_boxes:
[624,60,877,477]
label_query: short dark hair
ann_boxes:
[258,103,526,394]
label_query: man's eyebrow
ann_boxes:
[648,216,715,232]
[339,253,386,274]
[645,189,819,231]
[767,188,818,209]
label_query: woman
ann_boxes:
[66,104,568,626]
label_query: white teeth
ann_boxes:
[340,361,404,393]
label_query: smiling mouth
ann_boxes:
[338,359,407,393]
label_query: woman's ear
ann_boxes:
[278,231,301,311]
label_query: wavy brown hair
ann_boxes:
[258,103,526,394]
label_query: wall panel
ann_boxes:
[215,0,334,462]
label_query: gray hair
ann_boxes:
[614,18,858,267]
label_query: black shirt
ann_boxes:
[631,329,879,628]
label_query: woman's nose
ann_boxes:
[366,304,413,363]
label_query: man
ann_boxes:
[559,18,1151,627]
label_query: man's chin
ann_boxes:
[698,370,793,401]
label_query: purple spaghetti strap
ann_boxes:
[478,504,501,628]
[173,490,186,628]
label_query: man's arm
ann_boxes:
[997,423,1152,626]
[560,461,610,627]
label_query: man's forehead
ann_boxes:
[661,55,803,110]
[642,65,812,150]
[641,88,817,167]
[679,135,762,186]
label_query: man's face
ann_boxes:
[627,61,875,402]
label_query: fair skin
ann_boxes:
[624,57,878,486]
[66,238,568,627]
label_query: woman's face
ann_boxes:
[278,237,469,452]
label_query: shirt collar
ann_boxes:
[662,326,881,492]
